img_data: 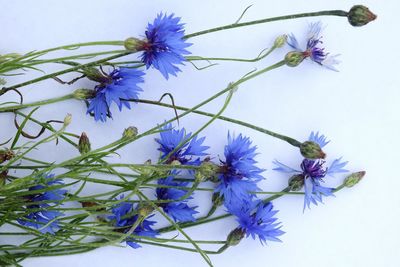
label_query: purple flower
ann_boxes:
[287,22,340,71]
[273,132,349,210]
[156,172,198,222]
[155,123,209,165]
[87,68,144,122]
[140,13,192,79]
[17,174,67,234]
[108,196,158,249]
[230,201,284,245]
[215,133,264,210]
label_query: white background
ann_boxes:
[1,0,399,266]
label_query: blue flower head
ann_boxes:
[273,132,349,210]
[230,201,284,245]
[17,174,67,234]
[155,123,209,165]
[87,68,144,122]
[215,133,264,210]
[108,196,158,249]
[140,13,192,79]
[287,22,340,71]
[156,172,198,222]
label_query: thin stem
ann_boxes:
[184,10,348,39]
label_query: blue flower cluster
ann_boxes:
[86,13,191,122]
[156,126,283,245]
[108,195,158,249]
[17,174,67,234]
[273,131,349,210]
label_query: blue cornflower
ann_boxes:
[230,200,284,245]
[87,68,144,122]
[287,22,340,71]
[155,123,209,165]
[156,172,198,222]
[273,132,349,210]
[215,133,264,210]
[140,13,192,79]
[17,174,67,234]
[108,196,158,249]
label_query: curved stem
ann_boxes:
[133,98,301,147]
[185,10,348,39]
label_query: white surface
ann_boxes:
[1,0,399,266]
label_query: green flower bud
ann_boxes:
[226,228,245,247]
[199,161,220,181]
[0,78,6,86]
[0,171,7,187]
[300,141,326,159]
[274,34,287,48]
[63,114,72,127]
[138,204,154,218]
[0,149,14,164]
[344,171,366,187]
[289,174,305,191]
[285,51,305,67]
[82,67,111,84]
[123,126,138,139]
[73,89,95,100]
[348,5,377,27]
[78,132,91,154]
[124,37,142,51]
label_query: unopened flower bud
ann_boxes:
[124,37,142,51]
[82,67,111,84]
[300,141,326,159]
[0,149,14,164]
[63,114,72,127]
[123,126,138,139]
[199,161,219,181]
[78,132,91,154]
[344,171,366,187]
[138,204,154,218]
[170,160,181,166]
[0,78,6,86]
[348,5,377,27]
[274,34,287,48]
[73,88,95,100]
[289,174,305,191]
[285,51,305,67]
[0,171,7,186]
[226,228,245,247]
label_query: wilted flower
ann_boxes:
[287,22,340,71]
[273,131,349,210]
[17,174,67,234]
[87,68,144,122]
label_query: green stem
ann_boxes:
[0,94,74,113]
[133,98,301,147]
[184,10,348,39]
[0,52,133,95]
